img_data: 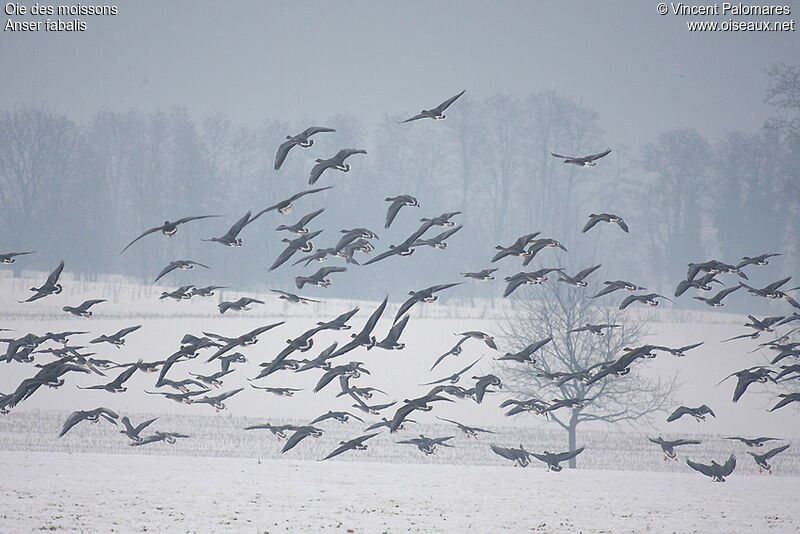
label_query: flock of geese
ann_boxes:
[1,90,798,479]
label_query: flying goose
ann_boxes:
[192,388,244,411]
[153,260,210,283]
[503,269,563,297]
[295,266,347,289]
[385,195,419,228]
[90,325,142,347]
[462,268,498,281]
[316,307,360,331]
[206,322,285,362]
[390,393,454,432]
[693,285,741,307]
[396,434,455,455]
[421,357,482,386]
[309,410,365,425]
[521,238,566,263]
[674,273,723,297]
[666,404,715,422]
[582,213,628,233]
[491,233,542,263]
[76,365,138,393]
[218,296,265,314]
[281,426,324,453]
[551,149,612,167]
[269,289,320,305]
[321,433,379,461]
[62,299,106,318]
[255,186,333,216]
[490,443,532,467]
[768,392,800,412]
[722,436,779,448]
[362,221,435,266]
[159,285,195,301]
[203,211,253,246]
[411,225,463,249]
[557,265,602,287]
[313,362,370,393]
[394,283,462,323]
[190,285,227,297]
[119,416,159,443]
[472,374,502,403]
[188,369,234,388]
[748,444,790,473]
[22,260,65,303]
[250,384,303,397]
[648,437,702,461]
[686,455,736,482]
[495,337,552,364]
[569,323,620,336]
[619,293,671,310]
[329,298,388,358]
[0,251,35,264]
[275,208,325,235]
[436,416,495,439]
[375,315,410,350]
[120,215,220,254]
[132,431,190,446]
[269,230,324,271]
[400,90,466,122]
[531,447,586,471]
[274,126,336,170]
[59,407,119,438]
[429,337,469,371]
[590,280,647,299]
[309,149,367,185]
[736,253,781,269]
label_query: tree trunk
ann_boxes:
[568,410,578,468]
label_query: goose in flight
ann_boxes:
[275,208,325,236]
[531,447,585,471]
[490,443,532,467]
[269,230,324,271]
[281,426,324,454]
[436,416,495,439]
[309,149,367,185]
[191,285,227,297]
[0,251,35,264]
[400,90,466,122]
[521,239,567,265]
[652,342,703,357]
[274,126,336,170]
[736,253,780,269]
[321,433,379,461]
[62,299,106,318]
[582,213,628,233]
[250,385,302,397]
[692,285,740,307]
[218,296,265,314]
[411,225,463,249]
[363,221,435,266]
[396,434,455,455]
[648,437,701,461]
[206,322,285,362]
[90,325,142,348]
[270,289,320,305]
[132,431,190,446]
[491,233,542,263]
[329,298,388,358]
[295,266,347,289]
[422,357,482,386]
[313,362,370,393]
[22,260,64,303]
[455,331,497,349]
[674,273,723,297]
[120,215,220,254]
[557,265,602,287]
[590,280,647,299]
[429,337,469,371]
[666,404,715,422]
[159,285,194,301]
[76,365,138,393]
[747,444,790,473]
[119,416,158,443]
[390,393,454,433]
[316,307,360,331]
[472,374,502,403]
[462,268,498,281]
[309,410,365,425]
[496,337,552,364]
[189,369,234,388]
[569,323,620,336]
[375,315,410,350]
[722,436,779,448]
[686,455,736,482]
[619,293,671,310]
[768,392,800,412]
[503,269,563,297]
[420,211,462,227]
[551,149,612,167]
[59,407,119,438]
[153,260,210,283]
[385,195,419,228]
[255,186,333,216]
[394,283,462,323]
[203,211,253,247]
[193,388,244,411]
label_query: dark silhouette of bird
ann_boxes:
[119,416,158,443]
[693,285,741,307]
[90,325,142,348]
[193,388,244,411]
[503,269,562,297]
[569,323,620,336]
[582,213,628,233]
[313,362,370,393]
[281,425,324,453]
[557,265,602,287]
[330,298,388,358]
[22,260,65,303]
[310,410,364,425]
[191,285,227,297]
[491,233,542,263]
[400,90,466,122]
[736,253,780,269]
[250,384,303,397]
[206,322,285,362]
[316,307,360,331]
[397,434,455,455]
[422,357,482,386]
[667,404,715,422]
[131,431,190,446]
[321,433,379,461]
[269,230,324,271]
[309,149,367,185]
[429,337,469,371]
[394,283,461,324]
[120,215,219,254]
[153,260,210,283]
[769,393,800,412]
[62,299,106,318]
[363,221,435,266]
[747,444,790,473]
[255,186,333,216]
[269,289,320,305]
[0,251,35,264]
[490,443,532,467]
[722,436,779,448]
[462,268,498,281]
[275,208,325,235]
[390,393,454,432]
[274,126,336,170]
[295,266,347,289]
[218,296,265,314]
[551,149,611,166]
[686,455,736,482]
[188,369,234,388]
[531,447,585,471]
[411,225,463,249]
[59,407,119,438]
[590,280,647,299]
[375,315,410,350]
[76,365,138,393]
[472,374,502,403]
[674,273,723,297]
[652,342,704,357]
[619,293,671,310]
[384,195,419,228]
[436,416,495,439]
[496,337,552,364]
[420,211,462,227]
[648,437,701,461]
[159,285,195,301]
[203,211,253,246]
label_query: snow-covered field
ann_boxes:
[1,451,798,534]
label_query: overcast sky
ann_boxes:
[3,0,798,149]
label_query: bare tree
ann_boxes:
[498,280,677,467]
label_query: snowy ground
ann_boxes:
[1,451,798,534]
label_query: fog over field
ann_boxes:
[1,1,799,533]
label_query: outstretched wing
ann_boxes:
[361,296,389,335]
[274,139,295,170]
[762,444,790,460]
[686,458,714,477]
[433,90,466,113]
[174,214,220,226]
[582,215,601,233]
[121,227,162,254]
[308,161,329,185]
[584,149,612,162]
[385,199,404,229]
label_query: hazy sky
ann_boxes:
[3,0,798,149]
